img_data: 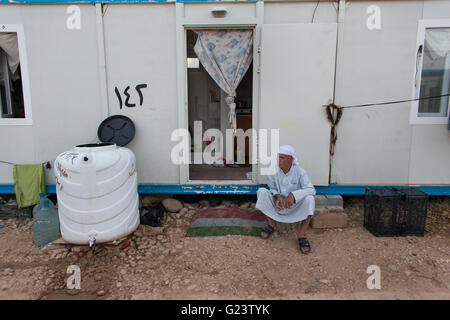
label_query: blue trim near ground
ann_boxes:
[1,183,449,195]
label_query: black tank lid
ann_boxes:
[97,115,135,147]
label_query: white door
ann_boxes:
[258,23,337,186]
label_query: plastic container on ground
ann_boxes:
[33,199,60,246]
[54,143,139,245]
[33,193,55,217]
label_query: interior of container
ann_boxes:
[186,29,253,181]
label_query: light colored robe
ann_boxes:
[255,163,316,223]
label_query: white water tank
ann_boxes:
[54,143,139,244]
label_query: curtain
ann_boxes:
[194,30,253,131]
[0,32,20,81]
[425,28,450,60]
[420,28,450,117]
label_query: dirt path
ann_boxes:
[0,196,449,300]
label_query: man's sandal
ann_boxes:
[298,237,311,254]
[261,225,275,239]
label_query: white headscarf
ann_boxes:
[279,145,299,166]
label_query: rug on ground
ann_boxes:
[186,206,268,237]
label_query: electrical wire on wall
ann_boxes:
[324,93,450,109]
[324,93,450,158]
[0,136,102,169]
[102,4,108,16]
[0,160,53,169]
[311,0,321,23]
[331,0,338,12]
[312,1,340,23]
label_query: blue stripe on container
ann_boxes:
[0,184,449,195]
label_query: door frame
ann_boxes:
[175,2,264,185]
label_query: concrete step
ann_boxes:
[314,194,343,208]
[311,195,347,229]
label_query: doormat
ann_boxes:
[186,206,268,237]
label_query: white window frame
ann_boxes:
[410,19,450,125]
[0,24,32,125]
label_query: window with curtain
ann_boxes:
[0,31,25,119]
[418,27,450,118]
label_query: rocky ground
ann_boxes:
[0,195,449,300]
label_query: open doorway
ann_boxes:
[186,29,254,181]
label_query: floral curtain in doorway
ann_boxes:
[194,30,253,131]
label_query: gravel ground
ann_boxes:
[0,195,449,300]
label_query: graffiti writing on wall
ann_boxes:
[114,84,148,109]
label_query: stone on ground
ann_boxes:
[199,200,210,208]
[162,199,183,213]
[141,225,164,236]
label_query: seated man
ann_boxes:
[255,145,316,254]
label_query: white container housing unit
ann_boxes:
[0,0,449,196]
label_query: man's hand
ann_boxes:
[274,194,283,210]
[283,193,295,209]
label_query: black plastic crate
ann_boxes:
[364,187,399,236]
[392,187,428,236]
[364,187,428,237]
